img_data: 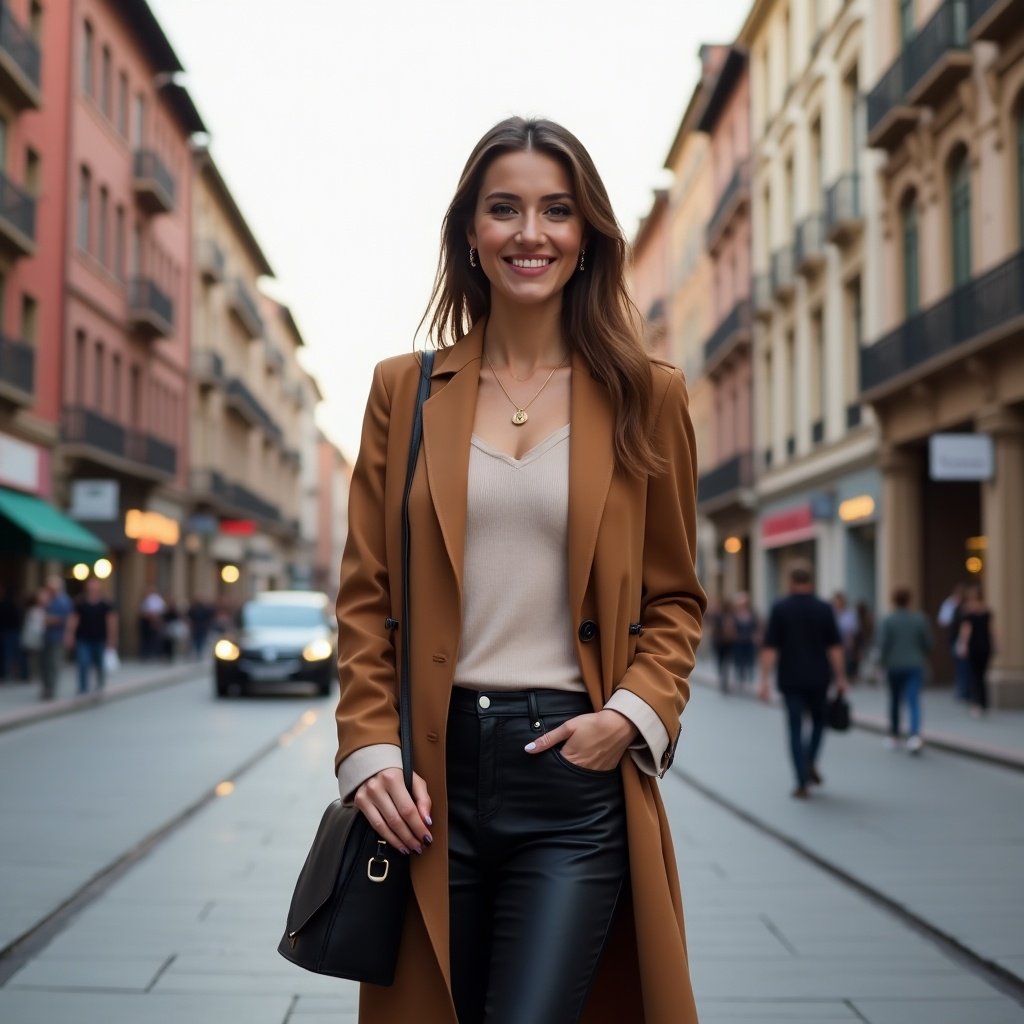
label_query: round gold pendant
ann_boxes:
[512,409,528,426]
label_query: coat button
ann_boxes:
[478,695,491,709]
[578,620,598,643]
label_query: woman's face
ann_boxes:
[467,149,586,310]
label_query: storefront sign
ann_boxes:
[839,495,876,522]
[125,509,180,546]
[929,434,994,481]
[70,480,119,520]
[0,434,45,494]
[761,504,816,549]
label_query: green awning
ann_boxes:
[0,487,107,563]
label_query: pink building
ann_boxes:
[315,434,349,603]
[629,190,669,360]
[695,44,754,598]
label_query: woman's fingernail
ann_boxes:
[423,834,432,845]
[399,846,410,856]
[524,742,537,752]
[425,815,432,826]
[414,845,424,855]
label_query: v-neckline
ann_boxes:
[470,424,570,468]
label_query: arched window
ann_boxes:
[901,191,919,316]
[949,149,971,288]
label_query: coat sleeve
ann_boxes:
[612,367,706,776]
[333,361,402,776]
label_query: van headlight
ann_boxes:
[214,639,240,661]
[303,638,333,662]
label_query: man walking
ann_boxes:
[41,576,73,701]
[759,563,848,799]
[66,578,118,695]
[878,587,932,753]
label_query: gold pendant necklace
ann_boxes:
[484,350,568,426]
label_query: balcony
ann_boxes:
[771,245,795,299]
[226,481,281,524]
[867,0,971,152]
[705,159,750,253]
[127,277,174,339]
[812,419,825,445]
[225,376,282,444]
[132,150,176,215]
[0,171,36,258]
[795,213,826,275]
[697,451,754,511]
[861,246,1024,400]
[228,278,264,339]
[703,299,752,374]
[0,332,33,405]
[191,467,282,524]
[969,0,1022,42]
[753,271,773,320]
[265,342,284,374]
[825,173,863,245]
[61,407,175,480]
[198,238,226,283]
[0,5,42,110]
[193,349,225,390]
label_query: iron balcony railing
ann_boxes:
[225,376,283,443]
[226,481,281,523]
[0,170,37,245]
[0,332,33,396]
[771,245,795,295]
[133,150,176,209]
[229,278,264,338]
[126,432,177,475]
[861,246,1024,394]
[706,159,749,249]
[795,213,826,269]
[199,238,226,281]
[825,173,861,236]
[812,420,825,445]
[128,277,174,333]
[62,407,126,458]
[704,299,751,366]
[0,5,42,92]
[697,451,753,506]
[867,0,969,136]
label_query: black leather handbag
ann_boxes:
[277,351,434,984]
[827,692,851,732]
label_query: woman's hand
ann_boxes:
[525,709,638,772]
[353,769,433,855]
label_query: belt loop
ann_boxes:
[526,691,542,731]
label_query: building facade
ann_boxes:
[860,0,1024,704]
[629,189,669,360]
[742,0,884,612]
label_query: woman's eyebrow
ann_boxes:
[483,191,576,202]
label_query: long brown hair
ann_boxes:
[419,116,661,475]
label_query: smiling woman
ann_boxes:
[333,116,705,1024]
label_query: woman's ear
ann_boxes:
[466,224,477,250]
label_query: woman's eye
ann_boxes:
[547,205,572,218]
[490,203,516,216]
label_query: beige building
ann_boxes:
[188,153,306,603]
[742,0,884,611]
[860,0,1024,704]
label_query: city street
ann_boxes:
[0,671,1022,1023]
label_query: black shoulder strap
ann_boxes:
[399,350,434,791]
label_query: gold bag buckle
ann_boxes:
[367,839,390,883]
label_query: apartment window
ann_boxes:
[785,330,796,452]
[901,192,920,316]
[29,2,43,41]
[101,45,112,117]
[94,342,104,409]
[118,72,129,136]
[24,148,41,195]
[132,93,146,148]
[21,295,39,346]
[845,276,862,404]
[810,118,823,201]
[845,65,862,172]
[98,186,109,266]
[763,349,774,463]
[131,222,142,275]
[811,308,825,428]
[899,0,915,46]
[950,149,972,288]
[78,166,91,251]
[111,354,122,419]
[75,331,87,403]
[82,19,94,96]
[782,5,791,90]
[1017,103,1024,245]
[115,205,125,279]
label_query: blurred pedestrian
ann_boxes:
[878,587,932,753]
[66,578,118,695]
[956,584,997,718]
[732,591,759,687]
[937,582,970,700]
[162,598,189,661]
[709,598,737,692]
[41,576,73,701]
[186,596,215,660]
[832,591,860,680]
[855,600,875,684]
[20,588,47,682]
[0,582,22,682]
[138,586,166,660]
[760,563,848,798]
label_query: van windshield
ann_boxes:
[241,604,325,629]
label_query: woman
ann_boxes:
[731,592,759,687]
[334,117,705,1024]
[877,587,931,752]
[957,583,996,717]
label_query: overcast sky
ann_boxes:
[148,0,750,459]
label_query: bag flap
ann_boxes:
[285,799,361,935]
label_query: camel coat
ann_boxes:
[334,321,705,1023]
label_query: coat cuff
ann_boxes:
[336,743,403,805]
[605,688,671,778]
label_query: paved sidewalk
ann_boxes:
[2,700,1021,1022]
[0,658,202,733]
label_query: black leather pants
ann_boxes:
[447,687,628,1024]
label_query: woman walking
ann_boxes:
[877,587,931,753]
[333,117,705,1024]
[957,583,997,717]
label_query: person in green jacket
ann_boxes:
[878,587,933,753]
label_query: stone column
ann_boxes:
[878,443,923,616]
[977,407,1024,707]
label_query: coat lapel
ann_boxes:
[568,350,615,617]
[421,322,484,603]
